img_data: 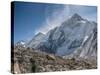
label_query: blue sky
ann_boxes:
[13,2,97,43]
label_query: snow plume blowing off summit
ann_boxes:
[34,5,70,34]
[34,5,97,35]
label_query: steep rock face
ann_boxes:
[27,13,97,60]
[79,26,97,59]
[56,15,96,56]
[63,26,97,61]
[37,13,97,58]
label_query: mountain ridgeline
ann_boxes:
[18,13,97,60]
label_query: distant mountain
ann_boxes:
[27,13,97,60]
[15,40,26,48]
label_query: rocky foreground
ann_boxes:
[11,47,97,74]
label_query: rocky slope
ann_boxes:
[11,47,97,74]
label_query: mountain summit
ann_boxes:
[71,13,84,21]
[27,13,97,60]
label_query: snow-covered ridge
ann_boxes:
[15,40,26,48]
[26,13,97,60]
[26,32,45,48]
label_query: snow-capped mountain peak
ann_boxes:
[27,13,97,60]
[15,40,26,48]
[71,13,84,21]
